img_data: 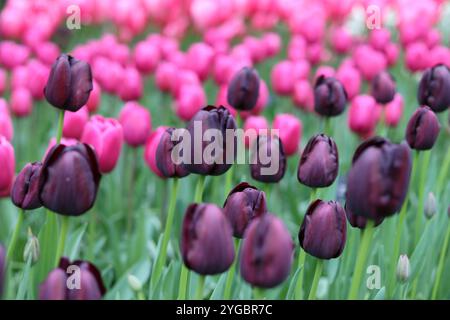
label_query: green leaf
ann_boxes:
[67,223,88,260]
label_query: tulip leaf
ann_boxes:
[373,287,385,300]
[210,273,227,300]
[66,222,88,260]
[16,256,33,300]
[285,267,302,300]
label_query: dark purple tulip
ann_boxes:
[405,106,440,150]
[240,213,293,288]
[299,200,347,259]
[39,143,101,216]
[250,134,286,183]
[183,106,237,176]
[0,244,5,298]
[346,137,412,220]
[371,71,396,104]
[39,257,106,300]
[227,67,260,111]
[314,75,347,117]
[155,127,190,178]
[345,204,384,229]
[297,134,339,188]
[44,54,93,112]
[181,203,235,275]
[11,162,43,210]
[223,182,267,238]
[417,64,450,113]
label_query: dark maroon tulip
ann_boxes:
[181,203,235,275]
[345,204,384,229]
[227,67,260,111]
[155,127,190,178]
[240,213,293,288]
[297,134,339,188]
[39,257,106,300]
[38,143,101,216]
[223,182,267,238]
[417,64,450,113]
[314,75,347,117]
[405,106,440,150]
[44,54,93,112]
[183,106,237,176]
[11,162,43,210]
[250,134,286,183]
[346,137,412,220]
[0,244,5,298]
[371,71,396,104]
[299,200,347,259]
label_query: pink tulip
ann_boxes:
[186,43,214,81]
[429,46,450,68]
[271,60,295,96]
[425,29,441,49]
[176,84,206,121]
[155,62,178,93]
[384,43,399,66]
[171,69,200,98]
[0,99,13,141]
[134,41,161,74]
[93,59,124,94]
[86,80,101,113]
[315,66,335,81]
[405,42,430,72]
[27,60,49,100]
[10,88,32,117]
[331,27,353,54]
[0,8,26,39]
[348,95,378,138]
[243,116,269,147]
[81,115,124,173]
[212,55,234,85]
[11,66,28,91]
[262,32,281,58]
[119,102,152,147]
[34,42,60,66]
[118,67,143,102]
[353,45,387,80]
[63,107,89,140]
[44,137,78,160]
[0,68,6,96]
[243,36,266,64]
[306,42,324,65]
[0,41,30,70]
[369,29,391,51]
[293,80,314,112]
[272,113,302,156]
[215,85,237,117]
[384,93,404,127]
[287,36,307,61]
[336,65,361,100]
[144,126,167,178]
[0,136,15,197]
[289,9,325,43]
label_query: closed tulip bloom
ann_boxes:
[345,204,384,229]
[175,84,206,121]
[0,99,13,141]
[155,62,178,92]
[298,134,339,188]
[86,80,101,113]
[348,95,378,138]
[243,116,268,148]
[11,162,43,210]
[272,114,302,156]
[417,64,450,113]
[183,106,237,176]
[405,106,440,150]
[336,65,361,100]
[346,137,412,220]
[226,67,260,111]
[299,200,347,259]
[293,80,314,112]
[11,88,33,117]
[155,127,189,178]
[119,102,151,147]
[0,244,4,297]
[0,136,15,197]
[240,213,293,288]
[271,60,295,95]
[314,76,347,117]
[81,115,124,173]
[44,54,93,112]
[39,257,106,300]
[250,134,286,183]
[371,71,396,104]
[144,126,168,178]
[134,40,161,74]
[63,106,89,139]
[181,203,235,275]
[223,182,267,238]
[39,143,101,216]
[384,93,404,127]
[118,67,143,102]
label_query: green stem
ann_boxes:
[56,110,65,144]
[347,221,375,299]
[194,175,206,203]
[178,265,189,300]
[195,276,205,300]
[431,223,450,299]
[253,287,264,300]
[323,118,332,136]
[55,216,70,266]
[223,238,240,300]
[435,145,450,198]
[127,147,138,234]
[6,209,25,262]
[308,259,323,300]
[414,151,431,243]
[137,290,146,300]
[294,249,307,299]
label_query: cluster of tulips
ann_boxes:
[1,0,450,300]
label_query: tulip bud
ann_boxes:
[250,134,287,183]
[424,192,437,219]
[44,54,93,112]
[183,106,237,176]
[299,200,347,259]
[345,204,384,229]
[272,114,302,156]
[0,136,15,197]
[346,137,412,220]
[127,274,143,292]
[384,93,404,127]
[371,71,396,104]
[0,244,5,298]
[155,127,189,178]
[223,182,267,238]
[144,126,167,178]
[23,228,40,264]
[417,64,450,113]
[118,67,143,102]
[11,162,43,210]
[62,106,89,139]
[240,213,293,288]
[271,60,295,95]
[396,254,410,282]
[405,106,440,150]
[119,102,152,147]
[348,95,378,138]
[226,67,260,111]
[11,88,33,117]
[181,203,235,275]
[39,143,101,216]
[314,76,347,117]
[297,134,339,188]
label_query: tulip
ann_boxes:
[81,115,124,173]
[226,67,260,111]
[0,99,13,141]
[62,106,89,139]
[44,54,93,112]
[405,105,440,150]
[155,62,178,93]
[10,88,33,117]
[0,136,15,197]
[314,76,347,117]
[424,192,437,219]
[134,40,161,74]
[223,182,267,238]
[240,213,293,288]
[118,67,143,102]
[44,137,78,160]
[0,41,29,69]
[240,79,269,118]
[175,84,206,121]
[27,59,50,100]
[369,29,391,51]
[186,43,214,81]
[250,134,286,183]
[0,68,6,96]
[11,162,43,210]
[396,254,410,283]
[417,64,450,113]
[183,106,237,176]
[345,205,384,229]
[315,66,335,81]
[405,42,430,73]
[35,42,60,66]
[155,127,190,178]
[353,45,387,80]
[293,80,314,112]
[181,203,235,275]
[371,71,396,104]
[271,60,295,95]
[243,116,268,148]
[346,137,412,220]
[336,65,361,100]
[0,244,4,297]
[39,143,101,216]
[297,134,339,188]
[384,93,404,127]
[299,200,347,259]
[384,43,400,67]
[144,126,168,178]
[118,102,151,147]
[348,95,378,138]
[262,32,281,57]
[272,114,302,156]
[39,257,106,300]
[331,27,353,54]
[287,36,307,61]
[86,80,101,113]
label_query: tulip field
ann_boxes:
[1,0,450,302]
